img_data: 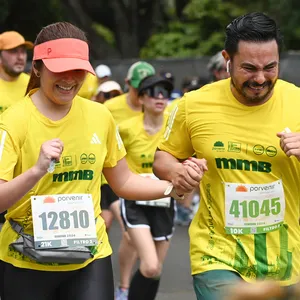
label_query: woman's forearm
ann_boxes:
[116,173,170,201]
[0,166,45,213]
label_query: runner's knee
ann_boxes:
[140,260,161,278]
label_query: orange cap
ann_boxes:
[33,38,95,75]
[0,31,33,50]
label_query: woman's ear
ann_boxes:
[138,95,144,106]
[32,63,40,78]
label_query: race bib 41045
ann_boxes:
[224,180,285,235]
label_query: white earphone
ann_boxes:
[226,60,231,73]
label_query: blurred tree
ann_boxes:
[61,0,120,59]
[0,0,167,59]
[141,0,300,58]
[0,0,64,43]
[73,0,166,58]
[2,0,300,59]
[141,0,246,58]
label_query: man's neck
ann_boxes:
[126,94,141,111]
[0,69,19,82]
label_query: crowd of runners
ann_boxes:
[0,11,299,300]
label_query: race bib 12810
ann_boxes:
[31,194,98,249]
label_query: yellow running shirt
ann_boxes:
[119,114,167,174]
[159,78,300,285]
[0,73,29,113]
[77,73,98,100]
[0,89,126,271]
[102,93,142,185]
[104,93,141,125]
[167,97,181,114]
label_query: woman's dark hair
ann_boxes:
[26,22,88,94]
[224,12,283,59]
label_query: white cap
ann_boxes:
[97,81,122,94]
[95,64,112,78]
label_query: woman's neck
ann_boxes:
[143,112,164,135]
[30,89,72,121]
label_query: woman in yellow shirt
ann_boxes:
[0,22,201,300]
[119,75,176,300]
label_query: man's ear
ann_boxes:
[222,50,231,73]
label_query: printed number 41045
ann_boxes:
[229,198,281,218]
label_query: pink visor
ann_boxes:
[33,38,95,75]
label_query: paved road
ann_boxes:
[109,221,196,300]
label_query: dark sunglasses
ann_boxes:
[144,86,171,99]
[102,91,121,100]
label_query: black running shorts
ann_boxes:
[120,198,175,241]
[100,184,119,210]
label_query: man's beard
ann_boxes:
[3,64,23,77]
[231,77,277,104]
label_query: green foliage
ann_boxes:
[141,0,247,58]
[141,0,300,58]
[140,21,200,58]
[92,23,116,46]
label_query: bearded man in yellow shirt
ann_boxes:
[0,31,33,113]
[154,12,300,300]
[0,31,33,225]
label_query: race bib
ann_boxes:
[136,173,171,208]
[224,180,285,235]
[31,194,98,249]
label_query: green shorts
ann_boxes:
[193,270,242,300]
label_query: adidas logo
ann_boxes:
[90,133,101,144]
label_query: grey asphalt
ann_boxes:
[109,221,196,300]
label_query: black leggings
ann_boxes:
[1,256,114,300]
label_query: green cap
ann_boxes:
[127,61,155,88]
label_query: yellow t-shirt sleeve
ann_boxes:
[0,128,19,181]
[118,122,131,150]
[158,96,194,159]
[103,115,126,168]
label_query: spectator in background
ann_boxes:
[0,31,33,226]
[119,75,175,300]
[182,76,209,93]
[207,51,230,82]
[105,61,155,123]
[77,72,98,100]
[79,64,112,100]
[104,61,156,300]
[167,76,208,113]
[94,80,123,104]
[159,70,181,100]
[95,64,112,85]
[0,31,33,113]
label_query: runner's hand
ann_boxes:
[277,131,300,161]
[171,158,208,195]
[35,139,64,174]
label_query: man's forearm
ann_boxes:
[153,150,181,181]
